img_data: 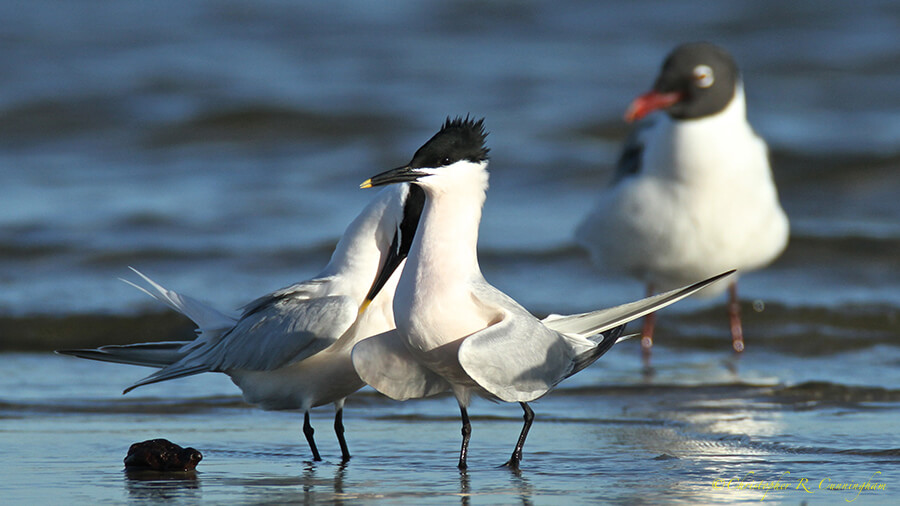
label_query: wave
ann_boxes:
[0,395,246,416]
[143,105,407,148]
[2,298,897,352]
[551,381,900,406]
[6,380,896,415]
[0,95,410,149]
[0,312,196,352]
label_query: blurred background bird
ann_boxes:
[575,42,789,364]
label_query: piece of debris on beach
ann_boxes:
[124,439,202,472]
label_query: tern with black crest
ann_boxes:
[352,116,734,469]
[58,183,424,462]
[576,42,789,361]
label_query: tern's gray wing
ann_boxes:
[204,292,357,371]
[457,281,596,403]
[458,271,736,403]
[125,287,358,392]
[351,330,451,401]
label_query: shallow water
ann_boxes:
[5,350,899,504]
[2,0,899,504]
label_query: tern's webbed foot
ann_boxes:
[500,459,520,470]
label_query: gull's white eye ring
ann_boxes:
[693,65,714,88]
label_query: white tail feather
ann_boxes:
[542,270,734,338]
[124,267,237,332]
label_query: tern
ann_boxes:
[351,116,733,469]
[58,183,424,462]
[575,42,789,360]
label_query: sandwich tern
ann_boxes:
[575,42,788,360]
[59,183,424,462]
[351,116,734,469]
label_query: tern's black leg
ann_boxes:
[458,406,472,470]
[334,408,351,462]
[303,411,322,461]
[503,402,534,469]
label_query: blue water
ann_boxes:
[1,0,899,504]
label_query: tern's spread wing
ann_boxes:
[200,293,357,371]
[121,279,359,393]
[351,330,451,401]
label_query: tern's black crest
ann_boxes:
[653,42,739,120]
[408,116,490,170]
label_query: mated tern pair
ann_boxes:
[352,117,733,469]
[61,115,731,470]
[59,182,424,462]
[576,43,789,360]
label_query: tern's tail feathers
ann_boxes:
[123,267,237,333]
[56,342,211,394]
[570,326,628,375]
[57,269,237,394]
[56,341,191,368]
[542,270,735,338]
[121,364,211,394]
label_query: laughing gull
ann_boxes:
[576,42,789,361]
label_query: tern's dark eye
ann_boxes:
[441,157,452,166]
[692,65,715,88]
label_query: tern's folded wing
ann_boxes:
[351,330,451,401]
[458,307,588,403]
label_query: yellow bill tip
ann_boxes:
[359,179,373,189]
[358,298,373,315]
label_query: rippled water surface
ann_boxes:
[2,0,899,504]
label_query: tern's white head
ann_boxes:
[360,116,490,193]
[360,116,493,319]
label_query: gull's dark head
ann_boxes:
[361,116,489,188]
[625,42,740,122]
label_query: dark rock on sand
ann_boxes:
[124,439,202,471]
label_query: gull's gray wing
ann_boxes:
[351,329,451,401]
[611,119,656,185]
